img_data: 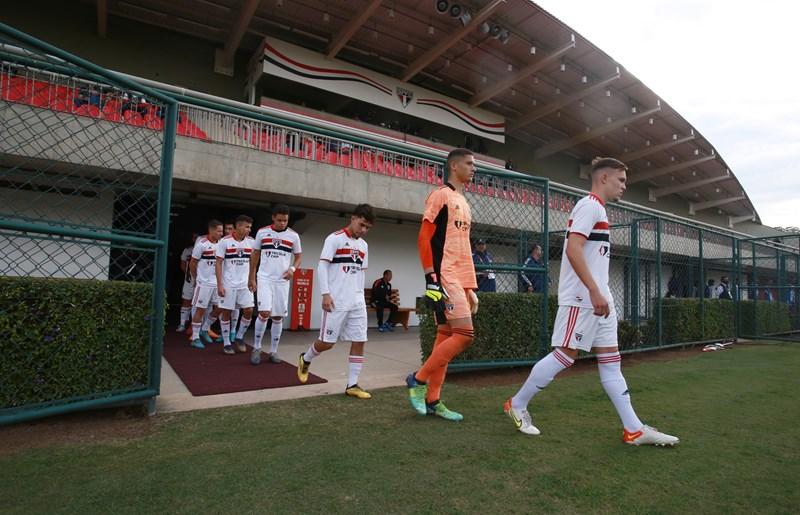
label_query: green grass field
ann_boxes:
[2,343,799,514]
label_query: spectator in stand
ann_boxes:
[371,269,399,332]
[473,239,497,292]
[520,244,546,293]
[704,279,716,299]
[715,276,733,300]
[666,270,680,298]
[505,159,514,171]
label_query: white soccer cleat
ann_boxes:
[503,398,541,435]
[624,425,679,447]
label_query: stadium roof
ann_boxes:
[84,0,760,225]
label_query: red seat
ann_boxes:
[30,88,51,107]
[104,110,123,122]
[123,109,145,126]
[50,99,69,113]
[7,77,28,102]
[75,104,102,118]
[340,154,351,167]
[102,99,122,117]
[145,114,163,130]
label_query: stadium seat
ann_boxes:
[123,109,145,126]
[75,104,102,118]
[52,85,75,109]
[102,99,122,117]
[29,87,52,107]
[340,153,351,167]
[7,76,28,102]
[145,113,163,130]
[103,110,123,122]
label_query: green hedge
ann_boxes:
[653,298,737,345]
[739,300,791,336]
[418,293,557,363]
[0,277,154,409]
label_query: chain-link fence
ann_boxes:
[0,23,176,424]
[738,234,800,341]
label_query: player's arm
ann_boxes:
[317,259,334,312]
[189,257,199,281]
[215,256,225,297]
[565,235,608,317]
[284,252,301,280]
[417,219,448,311]
[249,249,260,291]
[180,258,188,274]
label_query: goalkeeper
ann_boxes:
[405,148,479,422]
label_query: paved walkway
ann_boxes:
[156,327,422,413]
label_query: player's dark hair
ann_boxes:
[383,269,391,276]
[591,157,628,174]
[235,214,253,225]
[447,148,473,172]
[208,219,223,229]
[272,204,290,216]
[353,203,375,224]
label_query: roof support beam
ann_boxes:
[97,0,108,38]
[468,36,575,107]
[326,0,383,58]
[215,0,261,76]
[533,105,661,160]
[648,171,732,201]
[690,196,746,215]
[628,153,716,185]
[507,71,619,131]
[619,131,695,163]
[401,0,505,82]
[729,213,757,227]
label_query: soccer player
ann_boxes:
[406,148,479,422]
[296,204,374,399]
[224,221,241,341]
[248,204,302,365]
[216,215,256,355]
[504,157,679,447]
[189,220,224,349]
[176,232,198,332]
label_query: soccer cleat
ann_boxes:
[268,353,281,364]
[378,324,386,333]
[428,401,463,422]
[190,339,205,350]
[503,398,541,435]
[250,347,262,366]
[223,345,235,355]
[176,324,186,333]
[230,331,237,343]
[199,331,213,345]
[297,353,310,383]
[406,373,428,415]
[345,384,372,399]
[234,338,247,353]
[623,425,680,447]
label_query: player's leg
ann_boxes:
[593,312,679,446]
[177,297,192,332]
[504,306,592,435]
[218,291,235,354]
[233,289,254,353]
[252,280,273,365]
[386,302,399,331]
[189,285,208,349]
[342,308,370,399]
[267,281,290,362]
[375,303,385,331]
[230,308,241,342]
[200,298,222,344]
[297,309,341,383]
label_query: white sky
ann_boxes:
[534,0,800,229]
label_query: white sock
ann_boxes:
[270,319,284,354]
[221,319,231,346]
[511,349,574,410]
[597,352,643,432]
[179,307,190,325]
[236,317,251,340]
[191,322,201,341]
[191,306,197,320]
[202,312,216,332]
[303,343,320,362]
[254,315,269,350]
[231,309,240,328]
[347,355,364,387]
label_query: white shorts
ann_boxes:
[551,305,618,352]
[318,306,368,344]
[192,284,219,309]
[218,287,255,311]
[181,279,196,301]
[257,279,290,316]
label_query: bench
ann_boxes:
[364,288,416,330]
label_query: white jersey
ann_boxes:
[319,228,368,311]
[180,245,194,286]
[253,225,302,281]
[558,193,611,308]
[215,235,255,289]
[191,236,219,287]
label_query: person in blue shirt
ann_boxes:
[472,239,496,292]
[520,244,546,293]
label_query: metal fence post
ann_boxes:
[699,228,704,339]
[656,218,663,347]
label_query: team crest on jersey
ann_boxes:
[454,220,470,231]
[575,333,583,342]
[237,248,244,257]
[351,248,360,260]
[272,240,281,249]
[599,245,610,257]
[396,86,414,108]
[445,302,455,312]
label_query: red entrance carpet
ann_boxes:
[162,332,327,396]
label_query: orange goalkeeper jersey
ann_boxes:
[422,183,477,288]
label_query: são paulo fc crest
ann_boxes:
[237,248,244,257]
[272,240,281,249]
[351,248,361,260]
[396,86,414,108]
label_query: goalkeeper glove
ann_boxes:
[424,272,448,311]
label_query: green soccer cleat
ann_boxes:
[405,373,427,415]
[428,401,463,422]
